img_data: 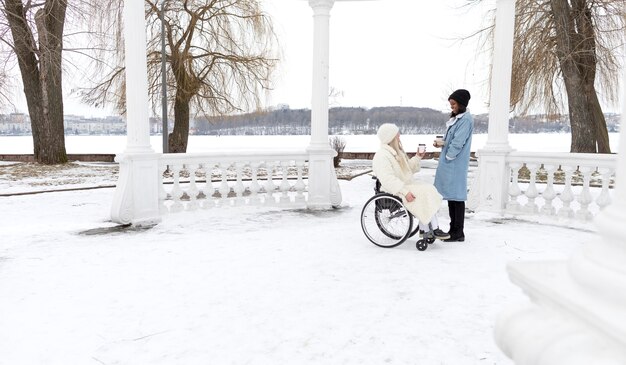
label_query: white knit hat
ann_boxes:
[377,123,399,144]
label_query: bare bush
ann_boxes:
[329,136,346,168]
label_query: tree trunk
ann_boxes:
[563,78,596,153]
[550,0,611,153]
[587,84,611,153]
[169,89,191,153]
[4,0,68,164]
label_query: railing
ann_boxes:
[505,152,616,220]
[158,151,309,213]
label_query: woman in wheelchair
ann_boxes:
[372,123,450,241]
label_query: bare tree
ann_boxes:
[1,0,69,163]
[82,0,279,153]
[329,135,346,168]
[476,0,624,153]
[0,70,13,108]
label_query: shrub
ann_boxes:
[329,136,346,168]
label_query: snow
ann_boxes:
[0,160,597,365]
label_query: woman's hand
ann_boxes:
[433,141,445,148]
[405,192,415,202]
[416,151,426,159]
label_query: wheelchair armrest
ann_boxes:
[372,176,382,194]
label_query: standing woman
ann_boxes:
[434,89,474,242]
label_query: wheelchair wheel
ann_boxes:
[408,224,420,238]
[361,193,413,248]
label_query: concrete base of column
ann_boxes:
[476,147,513,214]
[111,153,162,226]
[306,145,342,209]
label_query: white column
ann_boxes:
[306,0,342,209]
[476,0,515,213]
[494,57,626,365]
[309,0,332,149]
[485,0,515,150]
[110,0,161,225]
[122,0,153,154]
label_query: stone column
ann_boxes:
[476,0,516,213]
[110,0,161,225]
[306,0,341,209]
[494,57,626,365]
[122,0,152,155]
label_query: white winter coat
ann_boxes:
[372,144,443,223]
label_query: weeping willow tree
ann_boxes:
[0,71,11,107]
[81,0,279,153]
[0,0,108,164]
[480,0,625,153]
[0,0,69,164]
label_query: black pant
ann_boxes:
[447,200,465,238]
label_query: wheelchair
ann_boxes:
[360,176,435,251]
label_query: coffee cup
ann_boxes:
[418,144,426,153]
[435,135,444,147]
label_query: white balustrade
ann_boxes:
[170,164,184,213]
[158,152,309,213]
[596,167,613,209]
[506,162,522,212]
[187,163,199,211]
[202,163,217,209]
[523,163,539,213]
[575,166,593,220]
[294,160,307,204]
[505,152,616,220]
[559,165,575,218]
[540,164,557,215]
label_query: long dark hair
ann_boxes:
[450,105,467,118]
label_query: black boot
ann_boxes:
[447,201,456,236]
[444,201,465,242]
[455,201,465,239]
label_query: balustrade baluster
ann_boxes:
[294,160,306,204]
[524,163,539,213]
[558,166,575,218]
[218,162,231,207]
[506,162,522,212]
[596,167,613,210]
[249,162,262,205]
[264,161,276,205]
[576,167,593,220]
[540,164,557,215]
[158,163,169,214]
[170,164,184,213]
[279,161,291,204]
[186,164,199,211]
[202,162,216,209]
[233,162,246,206]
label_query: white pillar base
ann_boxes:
[111,153,161,226]
[476,147,513,214]
[306,145,342,209]
[495,255,626,364]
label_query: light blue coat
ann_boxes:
[434,112,473,201]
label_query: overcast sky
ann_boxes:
[264,0,496,114]
[6,0,504,117]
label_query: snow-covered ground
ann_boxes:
[0,162,597,365]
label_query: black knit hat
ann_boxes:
[448,89,471,107]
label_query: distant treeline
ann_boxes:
[192,106,620,136]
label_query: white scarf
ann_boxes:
[445,111,466,129]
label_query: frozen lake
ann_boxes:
[0,133,621,154]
